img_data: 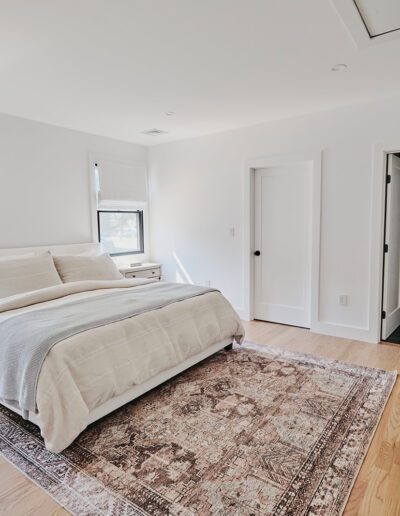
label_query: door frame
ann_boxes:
[371,144,400,342]
[242,150,322,330]
[381,154,400,339]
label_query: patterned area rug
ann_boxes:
[0,343,396,515]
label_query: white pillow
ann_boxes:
[0,252,62,299]
[53,253,123,283]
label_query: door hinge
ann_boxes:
[382,310,386,319]
[384,244,389,253]
[387,175,392,184]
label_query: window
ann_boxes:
[97,210,144,256]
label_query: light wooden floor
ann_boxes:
[1,320,400,516]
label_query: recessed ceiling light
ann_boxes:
[141,128,167,136]
[331,63,348,72]
[165,111,176,116]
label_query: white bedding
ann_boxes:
[0,280,244,452]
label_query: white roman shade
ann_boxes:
[96,158,147,207]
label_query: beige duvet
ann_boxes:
[0,280,244,452]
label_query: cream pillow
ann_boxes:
[53,253,123,283]
[0,252,62,299]
[0,252,36,261]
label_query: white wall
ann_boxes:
[148,97,400,343]
[0,112,147,248]
[3,99,399,343]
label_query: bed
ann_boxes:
[0,243,244,452]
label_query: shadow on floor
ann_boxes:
[385,325,400,344]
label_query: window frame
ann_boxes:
[97,209,145,256]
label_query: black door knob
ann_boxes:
[254,250,261,256]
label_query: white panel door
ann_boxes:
[382,154,400,339]
[254,162,313,327]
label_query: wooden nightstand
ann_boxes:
[119,263,162,280]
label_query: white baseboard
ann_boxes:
[311,321,377,344]
[236,308,378,344]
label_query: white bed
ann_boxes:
[0,243,244,452]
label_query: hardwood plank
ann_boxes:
[383,463,400,515]
[0,320,399,515]
[0,457,68,515]
[344,380,400,515]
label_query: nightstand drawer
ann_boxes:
[124,267,161,279]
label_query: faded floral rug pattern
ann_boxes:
[0,343,396,515]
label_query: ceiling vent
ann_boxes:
[141,128,167,136]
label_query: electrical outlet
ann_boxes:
[339,295,348,306]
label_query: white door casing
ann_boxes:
[382,154,400,339]
[254,161,313,327]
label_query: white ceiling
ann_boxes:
[355,0,400,36]
[1,0,400,145]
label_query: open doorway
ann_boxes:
[381,153,400,343]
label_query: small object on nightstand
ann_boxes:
[119,262,162,280]
[130,262,142,267]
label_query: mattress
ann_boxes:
[0,279,244,451]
